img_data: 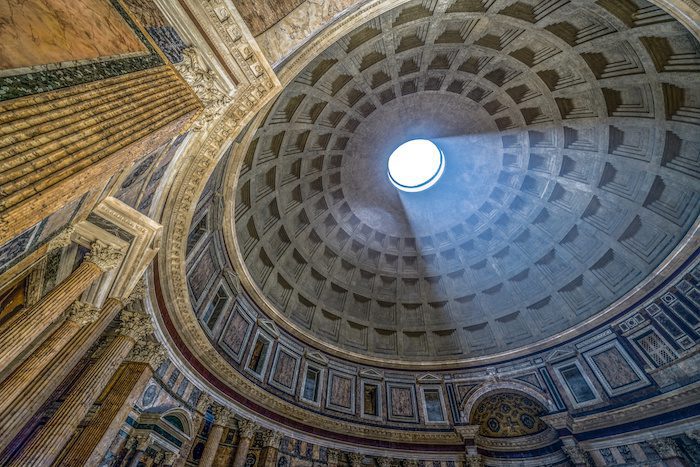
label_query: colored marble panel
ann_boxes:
[220,307,251,360]
[390,386,415,418]
[272,349,298,389]
[0,0,146,70]
[188,247,218,301]
[590,346,641,390]
[329,374,352,409]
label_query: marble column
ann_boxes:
[0,301,99,414]
[60,342,166,466]
[232,419,259,467]
[0,290,136,453]
[199,404,232,467]
[173,394,211,467]
[0,240,123,370]
[259,430,283,466]
[348,453,365,467]
[8,309,151,466]
[649,438,687,467]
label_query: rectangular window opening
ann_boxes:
[363,384,379,416]
[303,367,320,402]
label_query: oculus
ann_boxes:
[387,139,444,192]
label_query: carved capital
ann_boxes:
[117,310,152,341]
[348,453,364,467]
[126,341,166,368]
[261,430,283,448]
[46,227,74,251]
[135,434,151,451]
[401,460,419,467]
[85,241,124,271]
[686,430,700,443]
[153,451,165,464]
[123,280,146,306]
[164,452,176,465]
[377,457,393,467]
[650,438,683,459]
[237,419,258,439]
[195,393,213,414]
[211,404,233,426]
[327,449,339,463]
[464,454,484,467]
[562,445,592,466]
[65,301,100,326]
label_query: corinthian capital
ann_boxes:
[117,310,152,341]
[348,453,364,467]
[211,404,233,426]
[237,419,258,439]
[65,301,100,326]
[195,393,213,414]
[85,241,124,271]
[562,445,592,466]
[127,341,166,368]
[262,430,283,448]
[649,438,683,459]
[47,226,74,251]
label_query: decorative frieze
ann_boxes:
[175,47,232,131]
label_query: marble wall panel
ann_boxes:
[327,370,355,413]
[271,347,301,393]
[187,246,219,303]
[0,0,146,70]
[219,304,253,363]
[387,383,417,422]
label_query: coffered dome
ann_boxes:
[231,0,700,362]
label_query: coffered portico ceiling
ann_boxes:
[228,0,700,363]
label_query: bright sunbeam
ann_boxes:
[387,139,445,192]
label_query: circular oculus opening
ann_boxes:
[387,139,445,192]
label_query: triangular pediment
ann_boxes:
[305,350,329,366]
[257,318,280,338]
[360,368,384,380]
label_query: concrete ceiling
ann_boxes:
[232,0,700,360]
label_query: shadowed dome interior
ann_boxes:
[232,0,700,361]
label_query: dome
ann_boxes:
[229,0,700,364]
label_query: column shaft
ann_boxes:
[0,298,123,453]
[0,260,103,369]
[59,361,152,466]
[232,436,253,467]
[0,318,80,414]
[9,333,136,465]
[199,424,225,467]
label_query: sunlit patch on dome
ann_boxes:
[387,139,444,192]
